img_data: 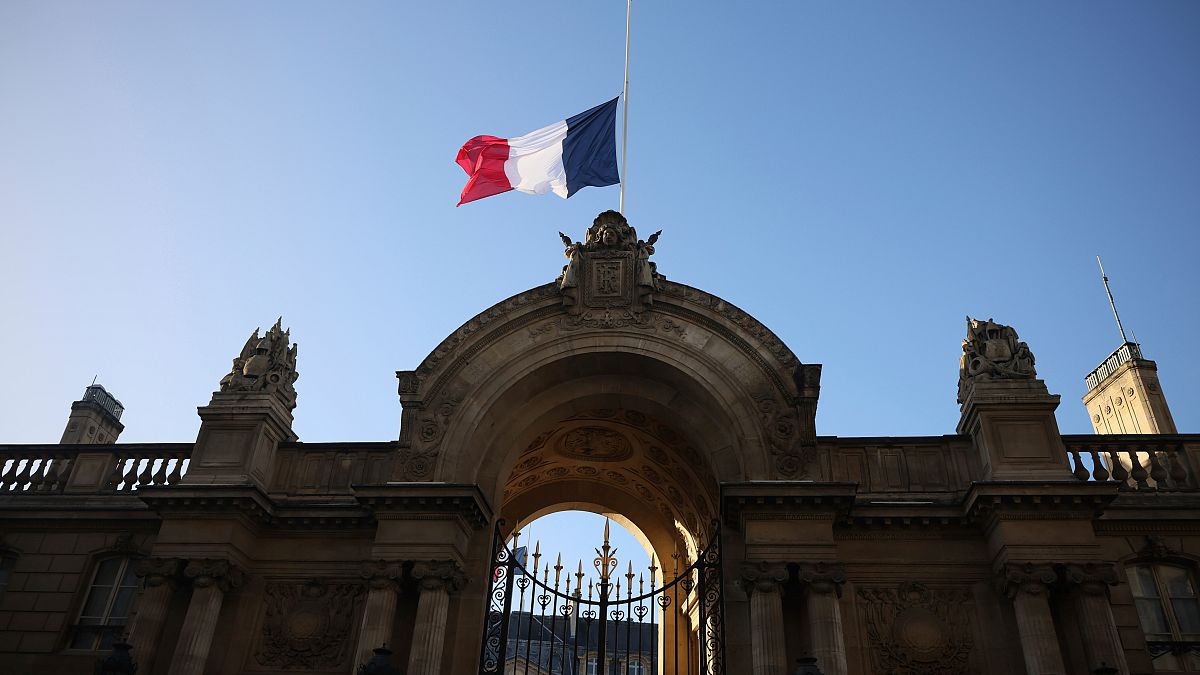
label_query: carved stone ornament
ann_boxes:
[1061,562,1119,596]
[411,560,468,593]
[796,561,847,597]
[135,557,183,588]
[1140,535,1181,561]
[557,210,662,315]
[857,582,977,675]
[219,317,300,411]
[183,558,246,592]
[996,562,1058,599]
[738,562,789,595]
[360,560,405,592]
[957,316,1038,403]
[254,579,364,670]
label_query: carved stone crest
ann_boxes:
[857,582,976,674]
[220,317,300,411]
[957,317,1037,403]
[557,210,661,315]
[255,580,363,670]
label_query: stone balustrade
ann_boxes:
[0,443,192,493]
[1064,435,1200,491]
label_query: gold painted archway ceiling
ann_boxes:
[503,408,719,543]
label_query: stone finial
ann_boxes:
[958,316,1037,403]
[556,211,662,312]
[219,318,299,410]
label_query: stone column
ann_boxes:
[354,560,404,671]
[1064,563,1129,674]
[167,559,245,675]
[739,563,789,675]
[798,562,848,675]
[127,557,182,669]
[1000,563,1066,675]
[407,561,466,675]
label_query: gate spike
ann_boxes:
[532,541,542,575]
[649,556,658,586]
[576,560,584,588]
[554,553,563,587]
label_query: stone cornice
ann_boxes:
[963,481,1118,524]
[722,482,858,531]
[353,483,493,531]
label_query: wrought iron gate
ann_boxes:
[478,519,726,675]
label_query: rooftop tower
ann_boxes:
[59,384,124,444]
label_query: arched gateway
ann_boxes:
[393,210,821,674]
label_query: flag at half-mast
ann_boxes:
[455,97,620,206]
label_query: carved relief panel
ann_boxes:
[250,579,364,672]
[856,582,979,675]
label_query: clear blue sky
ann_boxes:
[3,1,1197,453]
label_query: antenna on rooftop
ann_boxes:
[1096,256,1129,344]
[91,375,98,386]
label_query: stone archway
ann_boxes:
[392,211,822,674]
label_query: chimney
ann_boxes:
[60,384,124,444]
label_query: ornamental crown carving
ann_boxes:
[957,316,1037,403]
[556,210,662,316]
[219,317,300,410]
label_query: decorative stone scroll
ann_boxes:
[797,561,847,597]
[219,317,300,411]
[995,562,1058,599]
[857,582,976,675]
[411,560,469,593]
[183,558,246,593]
[254,579,364,670]
[957,317,1037,403]
[135,557,183,588]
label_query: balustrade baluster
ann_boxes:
[1129,446,1150,489]
[134,456,153,490]
[1169,448,1189,487]
[151,456,168,486]
[1070,447,1089,481]
[12,458,31,492]
[0,456,14,492]
[105,454,128,490]
[1149,446,1168,487]
[1109,450,1129,486]
[167,457,184,485]
[41,455,64,492]
[1089,448,1110,482]
[26,459,45,492]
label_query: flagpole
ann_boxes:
[619,0,631,214]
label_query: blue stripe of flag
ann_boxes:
[563,97,620,198]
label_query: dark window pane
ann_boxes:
[80,585,113,620]
[1161,566,1197,598]
[1136,598,1173,639]
[93,558,121,587]
[1130,566,1160,599]
[109,587,136,621]
[119,563,138,588]
[1172,597,1200,637]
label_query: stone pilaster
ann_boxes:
[797,562,848,675]
[127,557,182,669]
[167,559,246,675]
[1063,563,1128,674]
[354,560,404,671]
[999,563,1066,675]
[739,563,789,675]
[407,561,467,675]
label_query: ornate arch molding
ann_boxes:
[394,211,822,484]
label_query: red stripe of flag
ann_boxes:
[456,135,512,206]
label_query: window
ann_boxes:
[70,557,138,651]
[629,659,646,675]
[1129,564,1200,671]
[586,657,598,675]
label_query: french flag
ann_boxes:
[456,98,620,206]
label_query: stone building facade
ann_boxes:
[1,210,1197,675]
